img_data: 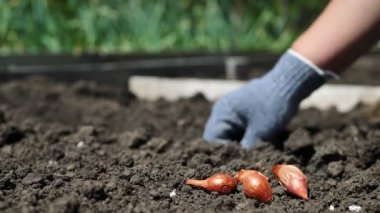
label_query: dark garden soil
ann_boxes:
[0,76,379,212]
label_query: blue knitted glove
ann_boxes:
[203,50,328,148]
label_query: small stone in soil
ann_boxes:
[348,205,361,212]
[77,141,84,148]
[51,148,65,160]
[169,189,176,198]
[82,182,107,201]
[120,169,133,180]
[15,166,32,179]
[122,125,154,149]
[311,142,345,166]
[326,179,337,187]
[97,149,106,155]
[106,180,117,191]
[48,194,80,213]
[48,160,58,166]
[327,161,344,177]
[119,154,134,167]
[1,145,12,154]
[184,169,196,178]
[129,175,143,185]
[77,126,97,139]
[97,135,117,144]
[66,164,76,171]
[356,139,380,168]
[0,174,15,190]
[44,129,66,144]
[284,128,314,157]
[150,187,170,200]
[22,173,44,185]
[187,153,209,168]
[144,137,172,153]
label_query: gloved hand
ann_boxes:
[203,50,329,148]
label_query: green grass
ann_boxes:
[0,0,328,54]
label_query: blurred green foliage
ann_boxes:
[0,0,328,54]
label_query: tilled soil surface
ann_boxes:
[0,76,379,212]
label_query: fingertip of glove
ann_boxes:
[205,139,230,145]
[240,140,257,149]
[240,132,259,149]
[203,132,226,144]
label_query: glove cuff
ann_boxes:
[287,49,340,80]
[264,50,329,103]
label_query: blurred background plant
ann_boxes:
[0,0,330,54]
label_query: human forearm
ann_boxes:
[292,0,380,73]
